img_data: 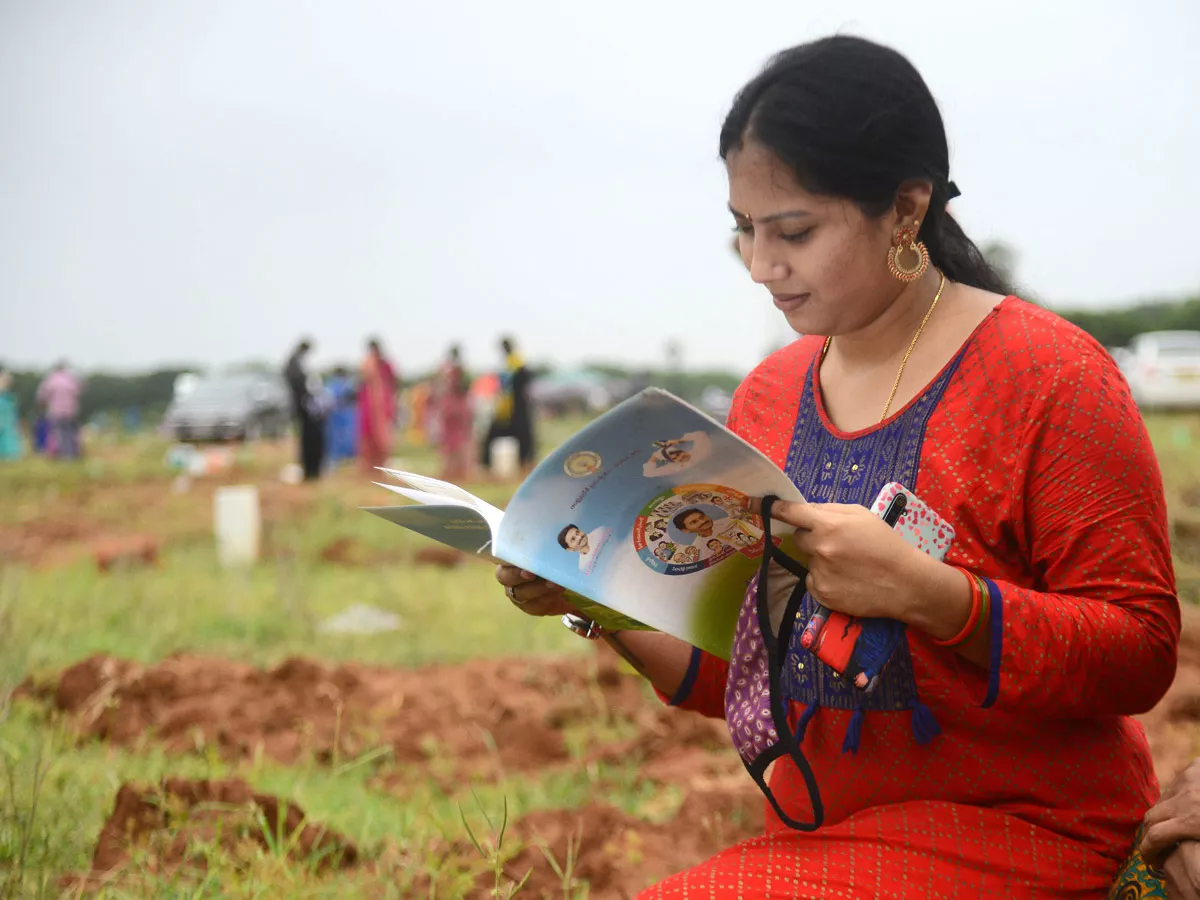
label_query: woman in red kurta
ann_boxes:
[643,297,1177,897]
[496,35,1179,897]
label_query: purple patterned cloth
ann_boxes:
[725,574,778,763]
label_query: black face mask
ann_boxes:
[723,495,824,830]
[723,492,937,832]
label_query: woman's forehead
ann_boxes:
[727,148,823,217]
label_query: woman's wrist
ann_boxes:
[899,553,974,641]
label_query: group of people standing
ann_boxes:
[0,361,85,462]
[284,337,400,482]
[431,336,537,482]
[282,334,534,484]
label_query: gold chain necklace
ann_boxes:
[821,271,947,423]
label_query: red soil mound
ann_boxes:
[491,790,764,899]
[66,777,356,888]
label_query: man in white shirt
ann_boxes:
[557,523,611,575]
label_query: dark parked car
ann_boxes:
[530,369,625,417]
[163,373,291,443]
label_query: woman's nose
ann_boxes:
[748,241,787,284]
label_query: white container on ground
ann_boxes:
[213,485,262,568]
[490,436,520,479]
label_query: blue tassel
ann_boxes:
[793,701,819,743]
[911,700,942,745]
[841,708,865,755]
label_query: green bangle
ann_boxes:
[966,575,991,643]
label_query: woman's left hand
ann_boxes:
[763,500,932,623]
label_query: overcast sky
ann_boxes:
[2,1,1197,377]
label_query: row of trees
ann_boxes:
[1057,296,1200,350]
[3,367,195,427]
[4,294,1197,424]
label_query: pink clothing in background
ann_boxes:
[435,363,471,448]
[358,354,397,471]
[37,370,82,420]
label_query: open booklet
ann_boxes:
[364,388,803,660]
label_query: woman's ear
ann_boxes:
[892,180,934,231]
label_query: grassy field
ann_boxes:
[1,412,1198,898]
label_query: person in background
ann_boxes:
[36,361,83,460]
[411,378,434,447]
[284,339,324,481]
[32,414,48,455]
[357,337,398,473]
[480,335,535,477]
[434,345,474,482]
[322,365,358,467]
[0,364,23,460]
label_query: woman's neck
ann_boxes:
[828,269,946,368]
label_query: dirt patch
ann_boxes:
[315,536,461,568]
[586,706,742,788]
[0,518,106,568]
[37,617,1200,796]
[491,790,764,900]
[414,545,466,568]
[1174,515,1200,558]
[92,534,162,572]
[318,537,405,567]
[66,777,356,888]
[68,778,757,899]
[33,604,1200,797]
[31,647,696,787]
[0,477,322,568]
[1181,485,1200,510]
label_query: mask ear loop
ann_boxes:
[736,495,824,832]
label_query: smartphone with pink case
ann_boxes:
[871,482,955,562]
[798,482,955,688]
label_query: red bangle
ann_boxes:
[931,566,982,647]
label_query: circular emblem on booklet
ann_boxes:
[631,483,767,576]
[563,451,602,478]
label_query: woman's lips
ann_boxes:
[772,292,811,312]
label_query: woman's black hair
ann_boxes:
[720,35,1009,294]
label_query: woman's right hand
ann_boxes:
[495,565,577,618]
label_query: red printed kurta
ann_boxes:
[640,298,1179,899]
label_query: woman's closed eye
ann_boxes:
[780,228,814,244]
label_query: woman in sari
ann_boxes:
[357,338,398,473]
[434,345,474,482]
[495,36,1179,897]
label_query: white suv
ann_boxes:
[1119,331,1200,410]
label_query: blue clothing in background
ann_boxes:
[324,375,358,464]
